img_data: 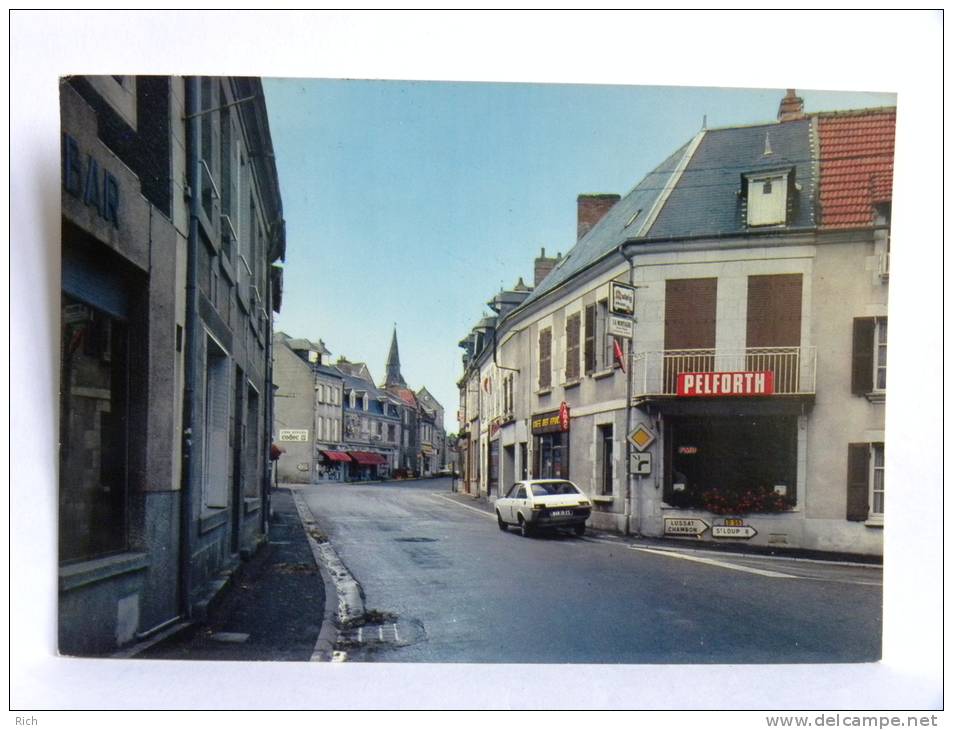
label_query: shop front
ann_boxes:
[317,450,351,481]
[532,403,571,479]
[347,450,389,481]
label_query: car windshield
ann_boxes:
[530,482,581,496]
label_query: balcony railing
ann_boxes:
[631,346,816,399]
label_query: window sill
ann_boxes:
[536,387,552,397]
[561,378,582,390]
[865,391,886,404]
[592,495,615,504]
[591,368,616,380]
[59,552,150,592]
[244,497,262,515]
[865,516,884,528]
[199,509,229,535]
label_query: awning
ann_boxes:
[348,451,388,466]
[319,450,352,462]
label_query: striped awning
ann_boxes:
[348,451,388,466]
[319,450,352,462]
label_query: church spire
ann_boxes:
[384,325,406,388]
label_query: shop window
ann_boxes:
[851,317,887,396]
[204,337,230,509]
[664,415,797,512]
[59,296,129,562]
[538,327,552,390]
[847,442,884,523]
[534,432,569,480]
[565,312,581,381]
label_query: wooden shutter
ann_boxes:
[846,443,870,521]
[747,274,802,347]
[205,347,230,508]
[852,318,875,395]
[664,278,717,349]
[538,328,552,388]
[664,279,716,392]
[565,313,581,380]
[584,304,596,374]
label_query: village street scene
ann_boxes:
[12,11,943,713]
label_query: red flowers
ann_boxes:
[700,486,790,515]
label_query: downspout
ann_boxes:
[618,244,636,536]
[178,76,202,619]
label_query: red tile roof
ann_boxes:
[817,108,896,228]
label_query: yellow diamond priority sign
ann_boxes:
[628,423,656,452]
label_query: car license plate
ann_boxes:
[550,509,572,518]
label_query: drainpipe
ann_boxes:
[178,76,202,619]
[618,244,637,536]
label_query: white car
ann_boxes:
[495,479,591,537]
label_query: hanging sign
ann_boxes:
[610,282,636,316]
[608,315,634,339]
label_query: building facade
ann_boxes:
[337,360,401,479]
[458,91,893,557]
[59,75,284,655]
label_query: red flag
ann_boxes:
[613,338,626,373]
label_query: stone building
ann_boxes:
[58,75,284,655]
[457,90,893,557]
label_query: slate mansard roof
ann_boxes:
[521,117,817,309]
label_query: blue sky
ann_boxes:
[263,80,896,430]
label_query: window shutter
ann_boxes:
[538,328,552,388]
[846,443,870,521]
[851,318,875,395]
[584,304,596,374]
[565,313,581,380]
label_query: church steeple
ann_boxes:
[384,326,406,388]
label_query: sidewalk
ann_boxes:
[139,488,327,661]
[441,490,883,566]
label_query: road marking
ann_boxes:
[433,493,496,520]
[630,546,800,579]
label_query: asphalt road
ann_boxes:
[301,479,882,664]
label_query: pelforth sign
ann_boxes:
[677,371,774,397]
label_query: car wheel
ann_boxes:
[574,523,586,536]
[497,511,508,531]
[519,517,533,538]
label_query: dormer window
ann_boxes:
[362,394,369,411]
[743,168,794,227]
[349,390,356,409]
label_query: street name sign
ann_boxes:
[664,517,710,537]
[630,451,652,475]
[608,314,634,339]
[712,525,758,539]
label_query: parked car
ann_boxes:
[495,479,591,537]
[435,466,457,478]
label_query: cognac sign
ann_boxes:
[677,371,774,397]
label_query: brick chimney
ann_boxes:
[777,89,805,122]
[534,247,562,287]
[577,193,620,241]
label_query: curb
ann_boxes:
[291,490,365,661]
[436,491,882,568]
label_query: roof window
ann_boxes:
[742,168,794,227]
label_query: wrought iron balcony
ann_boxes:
[630,346,817,399]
